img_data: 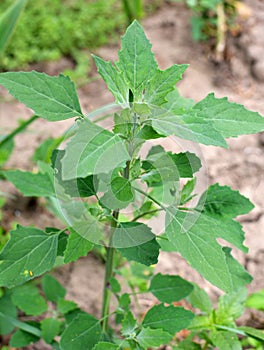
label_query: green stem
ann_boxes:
[132,208,162,222]
[101,211,118,334]
[133,186,167,211]
[101,161,131,335]
[0,114,38,148]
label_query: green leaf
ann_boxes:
[165,210,252,292]
[196,184,254,218]
[187,283,213,313]
[92,55,128,104]
[117,20,158,101]
[137,327,172,347]
[60,313,101,350]
[4,169,55,197]
[142,304,194,335]
[92,342,119,350]
[149,273,193,303]
[0,136,14,166]
[238,326,264,342]
[216,288,247,325]
[151,111,227,147]
[64,229,93,264]
[0,291,17,335]
[210,330,241,350]
[0,226,59,288]
[32,137,62,164]
[41,318,61,344]
[0,71,83,121]
[180,178,197,204]
[121,311,137,337]
[246,289,264,310]
[114,222,160,266]
[61,119,130,180]
[42,275,66,302]
[10,329,39,348]
[194,93,264,138]
[109,277,121,294]
[164,89,195,114]
[144,64,188,106]
[57,299,78,315]
[0,0,26,53]
[52,149,98,198]
[100,176,134,210]
[11,284,47,316]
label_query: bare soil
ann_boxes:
[0,0,264,348]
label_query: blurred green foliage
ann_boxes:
[0,0,126,71]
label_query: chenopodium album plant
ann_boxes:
[0,20,264,349]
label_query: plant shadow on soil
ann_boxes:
[0,1,264,348]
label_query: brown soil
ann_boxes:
[0,1,264,348]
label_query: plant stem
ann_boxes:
[0,114,38,148]
[101,160,131,335]
[101,210,119,335]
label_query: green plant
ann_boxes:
[0,0,126,71]
[172,0,238,60]
[0,20,264,349]
[122,0,144,24]
[0,0,26,54]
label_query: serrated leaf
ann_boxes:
[137,327,172,347]
[210,330,241,350]
[151,111,227,147]
[238,326,264,342]
[194,93,264,137]
[142,146,201,180]
[165,210,252,292]
[142,304,194,335]
[4,170,55,197]
[187,283,213,313]
[60,313,101,350]
[149,273,193,303]
[10,329,39,348]
[0,71,83,121]
[121,311,137,337]
[0,291,17,335]
[57,299,78,315]
[92,55,128,104]
[100,176,134,210]
[11,284,47,316]
[196,183,254,218]
[61,119,130,180]
[92,342,119,350]
[41,318,61,344]
[117,20,158,101]
[113,222,160,266]
[164,89,195,114]
[42,275,66,302]
[64,229,93,264]
[144,64,188,106]
[0,226,59,288]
